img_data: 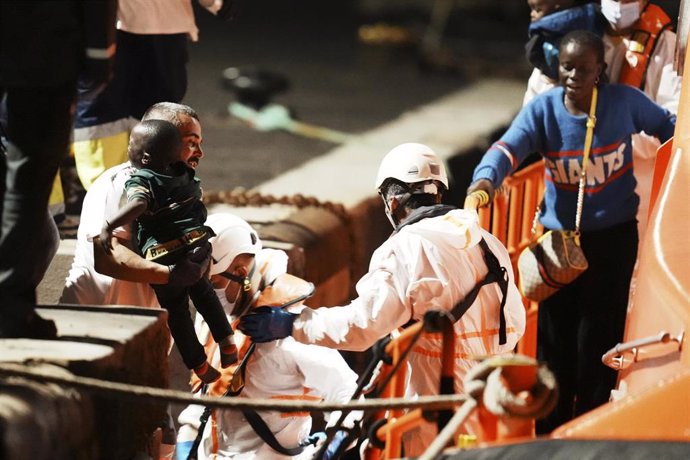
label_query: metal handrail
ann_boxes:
[602,330,685,370]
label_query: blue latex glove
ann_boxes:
[175,440,193,460]
[323,431,349,460]
[238,306,297,342]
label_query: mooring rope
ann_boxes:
[0,362,467,413]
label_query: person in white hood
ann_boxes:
[239,143,526,456]
[176,213,360,460]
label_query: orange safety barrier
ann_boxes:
[364,312,457,460]
[474,160,546,358]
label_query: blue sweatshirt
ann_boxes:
[472,84,676,231]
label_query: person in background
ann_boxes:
[524,0,681,242]
[176,213,360,460]
[71,0,238,202]
[0,0,116,338]
[467,30,676,433]
[525,0,605,95]
[239,143,526,456]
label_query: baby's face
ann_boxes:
[528,0,572,22]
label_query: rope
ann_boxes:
[483,365,558,420]
[203,187,360,291]
[0,362,467,413]
[417,355,558,459]
[203,188,350,226]
[463,356,558,420]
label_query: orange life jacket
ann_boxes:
[189,273,315,396]
[618,4,673,89]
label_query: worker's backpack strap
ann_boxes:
[448,238,509,345]
[242,408,312,456]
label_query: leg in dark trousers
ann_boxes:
[536,278,581,434]
[189,276,233,343]
[575,221,637,416]
[0,84,74,337]
[536,221,638,433]
[152,282,207,370]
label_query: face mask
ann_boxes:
[601,0,641,31]
[215,287,236,315]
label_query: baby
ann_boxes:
[100,119,237,384]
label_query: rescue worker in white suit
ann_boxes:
[176,213,361,460]
[239,143,526,456]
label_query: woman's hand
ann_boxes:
[465,179,496,209]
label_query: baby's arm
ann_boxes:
[99,198,147,253]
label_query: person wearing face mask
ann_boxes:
[468,30,676,433]
[176,213,361,460]
[524,0,606,88]
[523,0,680,246]
[238,143,527,455]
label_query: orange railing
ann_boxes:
[475,160,546,358]
[364,312,456,460]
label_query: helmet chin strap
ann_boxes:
[382,197,398,228]
[223,260,263,318]
[382,189,415,229]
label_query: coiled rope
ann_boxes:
[418,356,558,459]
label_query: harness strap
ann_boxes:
[187,343,257,460]
[242,408,310,456]
[618,4,672,89]
[448,238,509,345]
[188,281,318,459]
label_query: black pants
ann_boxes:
[75,30,188,127]
[0,83,74,329]
[151,244,233,370]
[536,220,638,434]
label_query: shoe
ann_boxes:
[193,362,221,384]
[220,343,239,368]
[57,214,80,239]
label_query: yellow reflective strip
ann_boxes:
[269,393,322,418]
[412,327,515,359]
[49,173,64,207]
[73,132,129,189]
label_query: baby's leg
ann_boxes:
[151,283,220,383]
[189,277,238,367]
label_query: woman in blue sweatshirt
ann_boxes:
[468,30,675,433]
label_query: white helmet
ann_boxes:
[375,143,448,191]
[207,213,262,276]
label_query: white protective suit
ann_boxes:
[179,248,360,460]
[60,162,159,307]
[523,28,681,241]
[291,208,526,456]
